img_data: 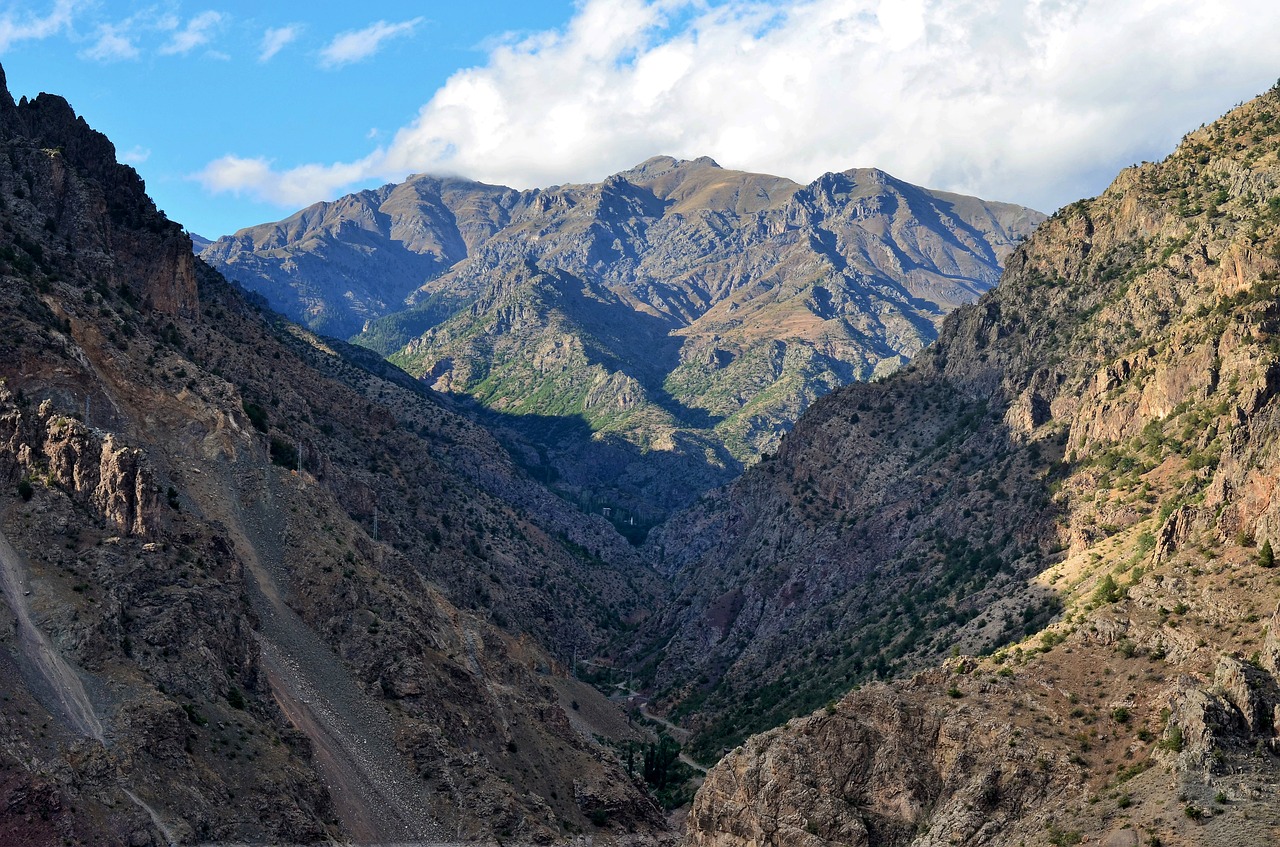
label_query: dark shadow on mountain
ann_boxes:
[255,310,740,539]
[536,268,725,429]
[628,362,1073,759]
[213,237,449,341]
[352,291,478,355]
[892,178,1004,266]
[445,392,743,531]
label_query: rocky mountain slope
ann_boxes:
[678,84,1280,845]
[204,158,1042,519]
[0,66,672,845]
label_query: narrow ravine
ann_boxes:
[122,789,179,847]
[0,529,179,843]
[209,454,442,843]
[0,530,104,743]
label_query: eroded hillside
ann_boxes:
[680,84,1280,846]
[0,67,669,844]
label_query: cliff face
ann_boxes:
[0,66,668,844]
[205,157,1042,519]
[682,85,1280,846]
[1,68,197,320]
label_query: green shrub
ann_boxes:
[1160,725,1184,753]
[182,703,208,726]
[1093,574,1122,604]
[241,400,269,432]
[269,437,297,468]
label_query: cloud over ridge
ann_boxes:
[197,0,1280,215]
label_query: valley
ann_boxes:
[2,50,1280,847]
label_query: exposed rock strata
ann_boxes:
[0,64,667,844]
[205,156,1043,517]
[681,81,1280,847]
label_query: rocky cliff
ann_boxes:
[204,157,1042,519]
[0,65,669,845]
[681,83,1280,846]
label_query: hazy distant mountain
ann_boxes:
[187,231,213,252]
[204,158,1043,517]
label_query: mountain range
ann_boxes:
[5,59,1280,847]
[202,157,1043,520]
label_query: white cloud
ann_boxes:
[159,10,224,56]
[196,153,378,207]
[80,20,140,62]
[198,0,1280,215]
[319,17,423,68]
[120,145,151,164]
[259,24,300,63]
[0,0,76,53]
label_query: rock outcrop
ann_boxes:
[688,672,1079,847]
[0,64,669,844]
[680,80,1280,847]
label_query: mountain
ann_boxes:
[0,66,671,844]
[679,84,1280,845]
[203,158,1043,519]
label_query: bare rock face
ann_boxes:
[36,409,158,536]
[205,157,1043,518]
[0,63,669,845]
[680,82,1280,847]
[688,674,1077,847]
[0,84,197,318]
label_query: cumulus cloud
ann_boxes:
[259,24,300,62]
[197,153,379,207]
[198,0,1280,214]
[158,10,224,56]
[0,0,76,53]
[319,17,423,68]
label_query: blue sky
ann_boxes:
[2,1,1279,240]
[0,1,581,236]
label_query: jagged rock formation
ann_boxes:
[0,65,670,844]
[203,157,1042,519]
[680,84,1280,845]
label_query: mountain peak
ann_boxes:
[618,154,723,183]
[0,62,13,118]
[841,165,890,182]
